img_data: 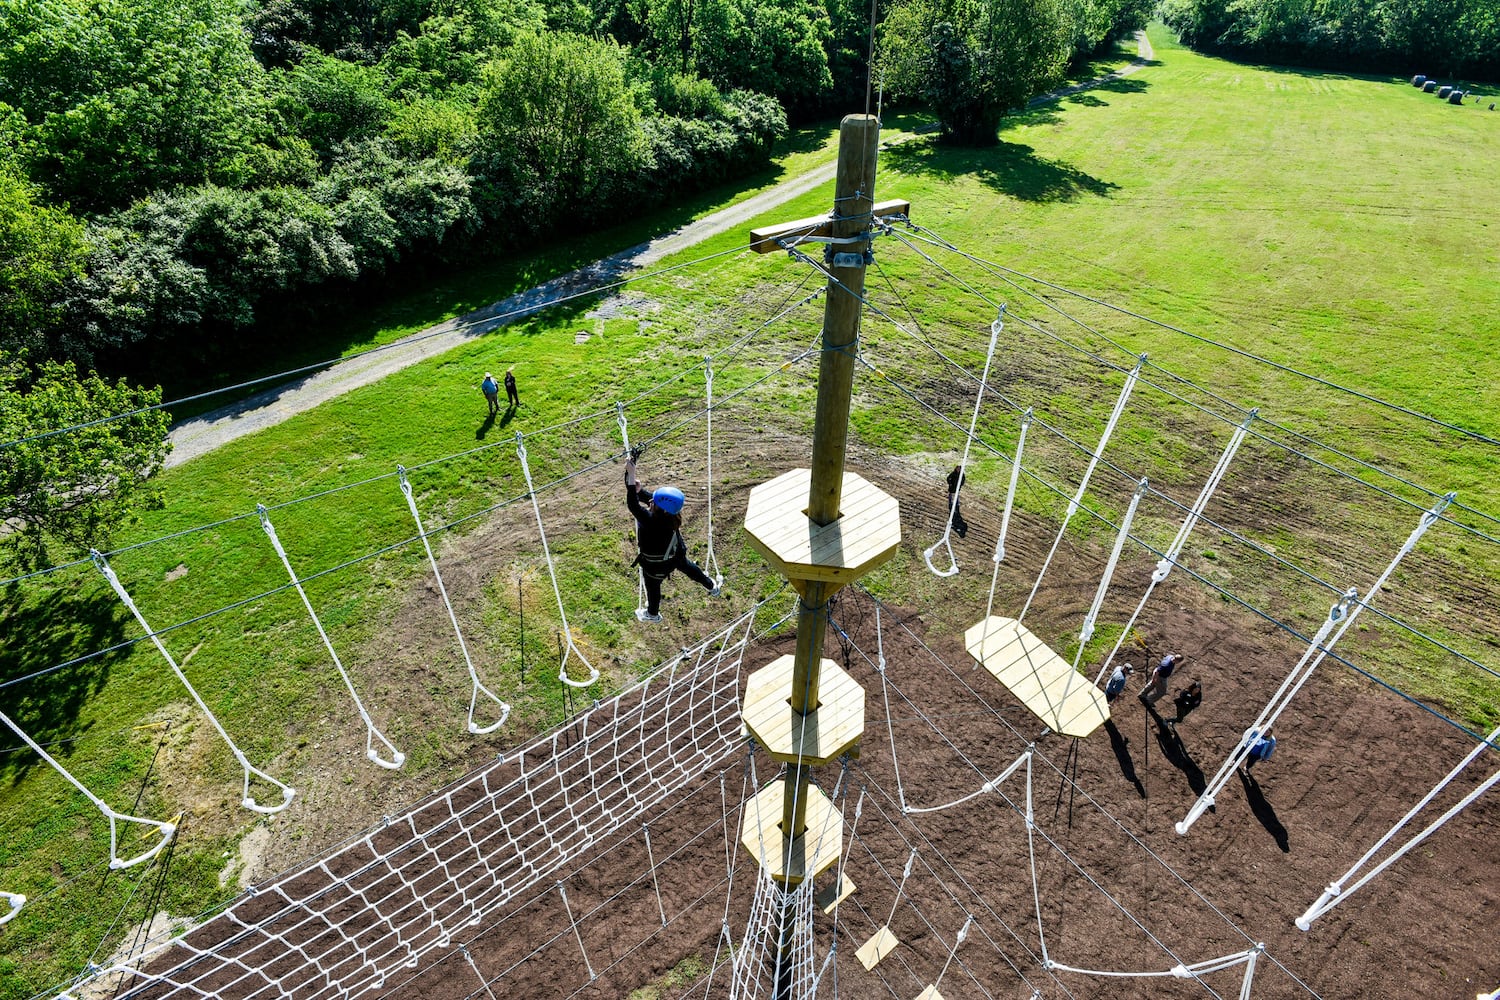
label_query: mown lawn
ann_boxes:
[4,26,1498,996]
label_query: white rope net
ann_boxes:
[75,610,758,999]
[728,868,817,1000]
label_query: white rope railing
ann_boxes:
[515,432,599,688]
[925,309,1004,578]
[92,550,296,815]
[1296,723,1500,930]
[257,505,405,769]
[1092,409,1256,688]
[1016,354,1144,624]
[982,407,1033,626]
[702,356,723,589]
[1177,491,1455,836]
[396,466,511,735]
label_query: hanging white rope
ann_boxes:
[1092,409,1256,688]
[0,891,22,926]
[702,356,723,589]
[92,550,295,814]
[925,308,1005,578]
[257,505,405,770]
[1074,477,1148,673]
[616,403,650,616]
[396,466,511,735]
[1017,354,1145,624]
[0,709,176,871]
[923,914,974,995]
[1296,723,1500,930]
[982,407,1033,626]
[901,750,1032,815]
[1177,490,1455,836]
[515,432,599,688]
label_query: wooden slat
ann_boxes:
[749,199,913,254]
[964,617,1109,739]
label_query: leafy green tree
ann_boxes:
[881,0,1070,145]
[0,355,170,573]
[472,31,646,228]
[0,0,286,213]
[0,165,90,359]
[278,51,396,162]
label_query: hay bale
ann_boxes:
[1448,90,1465,105]
[1423,80,1438,92]
[1438,85,1453,98]
[1412,74,1427,87]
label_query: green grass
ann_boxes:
[5,28,1500,995]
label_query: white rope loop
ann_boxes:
[91,550,296,814]
[0,708,177,871]
[515,433,599,688]
[1018,354,1144,623]
[702,356,723,589]
[925,308,1004,578]
[396,467,510,735]
[0,892,23,926]
[257,506,405,770]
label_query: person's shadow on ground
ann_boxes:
[1238,767,1290,852]
[1154,718,1208,798]
[1103,719,1145,798]
[500,404,517,429]
[476,412,496,439]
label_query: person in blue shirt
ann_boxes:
[1244,728,1277,769]
[1104,662,1134,703]
[625,453,719,622]
[1139,652,1184,706]
[480,372,500,416]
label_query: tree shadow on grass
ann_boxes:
[0,582,128,781]
[881,139,1119,203]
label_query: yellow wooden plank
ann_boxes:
[916,986,945,1000]
[816,872,856,914]
[856,926,899,971]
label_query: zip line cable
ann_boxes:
[898,221,1500,450]
[876,224,1500,548]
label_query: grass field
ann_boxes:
[3,26,1499,996]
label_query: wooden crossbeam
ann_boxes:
[749,199,912,253]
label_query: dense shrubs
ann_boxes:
[1160,0,1500,80]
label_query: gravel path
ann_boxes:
[165,32,1154,468]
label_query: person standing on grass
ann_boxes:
[504,366,519,409]
[625,452,719,623]
[1139,652,1184,707]
[480,372,500,416]
[1167,680,1202,725]
[1104,662,1134,703]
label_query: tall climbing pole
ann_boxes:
[740,114,906,998]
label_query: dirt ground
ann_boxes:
[111,427,1500,1000]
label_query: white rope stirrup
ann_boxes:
[981,407,1033,625]
[1048,943,1265,997]
[616,403,650,616]
[1176,491,1455,836]
[92,550,295,814]
[702,356,723,589]
[396,466,511,735]
[925,308,1005,578]
[0,891,22,926]
[1017,354,1145,624]
[0,709,176,870]
[257,506,405,770]
[1092,409,1256,688]
[515,432,599,688]
[1296,723,1500,931]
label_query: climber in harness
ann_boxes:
[625,449,719,622]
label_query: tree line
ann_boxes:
[1161,0,1500,80]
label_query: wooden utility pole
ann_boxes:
[739,113,906,998]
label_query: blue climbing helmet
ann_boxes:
[651,486,685,515]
